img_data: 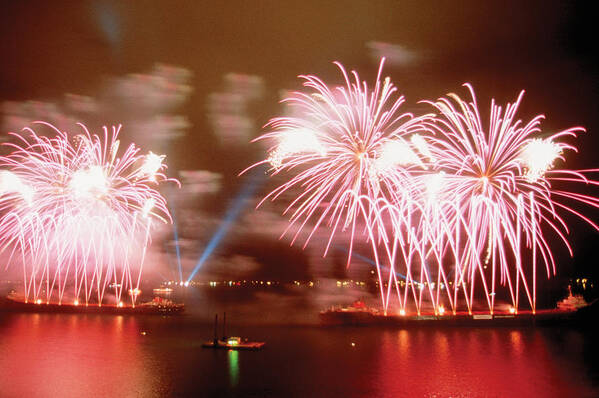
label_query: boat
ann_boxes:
[202,336,266,350]
[135,296,185,314]
[0,293,184,315]
[319,299,381,326]
[319,297,588,327]
[556,285,588,311]
[202,313,265,350]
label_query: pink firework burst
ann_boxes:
[0,122,176,306]
[411,84,599,314]
[247,60,599,315]
[244,60,433,302]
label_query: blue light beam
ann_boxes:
[187,171,264,282]
[170,204,184,283]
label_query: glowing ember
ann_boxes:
[374,139,423,172]
[268,128,325,169]
[139,151,167,181]
[424,171,445,200]
[69,165,108,199]
[0,170,34,204]
[410,134,435,162]
[520,138,563,182]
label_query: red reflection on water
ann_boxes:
[374,328,595,398]
[0,314,160,397]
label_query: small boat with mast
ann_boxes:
[202,312,265,350]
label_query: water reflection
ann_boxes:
[0,314,160,397]
[375,328,596,398]
[0,314,597,397]
[228,349,239,387]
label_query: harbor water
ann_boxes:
[0,311,597,397]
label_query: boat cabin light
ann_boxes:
[227,337,241,345]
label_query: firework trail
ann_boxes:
[0,122,176,306]
[249,60,599,315]
[408,84,599,314]
[243,59,433,304]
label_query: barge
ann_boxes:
[320,296,595,327]
[0,295,184,315]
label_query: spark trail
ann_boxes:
[248,61,599,315]
[0,122,176,306]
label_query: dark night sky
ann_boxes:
[2,1,598,166]
[1,1,598,282]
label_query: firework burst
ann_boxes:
[249,61,599,315]
[0,122,175,306]
[244,60,433,302]
[254,60,433,239]
[411,84,599,314]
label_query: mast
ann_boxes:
[213,313,218,345]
